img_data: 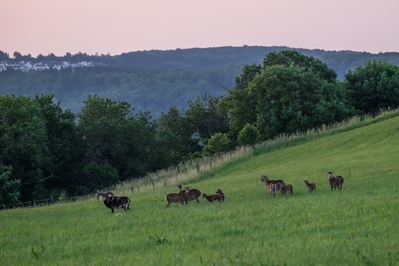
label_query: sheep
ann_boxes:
[184,186,201,203]
[280,184,293,195]
[97,191,131,213]
[165,187,189,208]
[303,180,316,193]
[177,184,188,204]
[202,193,224,203]
[260,175,285,196]
[260,175,285,187]
[328,172,344,190]
[216,189,225,201]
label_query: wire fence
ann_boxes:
[0,194,94,211]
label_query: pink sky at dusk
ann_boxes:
[1,0,398,57]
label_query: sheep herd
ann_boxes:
[261,171,344,197]
[165,185,225,208]
[97,171,344,212]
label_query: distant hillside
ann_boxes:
[1,46,399,116]
[102,46,399,80]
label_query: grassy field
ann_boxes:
[1,114,399,265]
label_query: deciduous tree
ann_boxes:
[345,60,399,115]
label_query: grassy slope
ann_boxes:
[1,116,399,266]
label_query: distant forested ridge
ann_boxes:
[1,46,399,117]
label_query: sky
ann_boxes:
[1,0,399,57]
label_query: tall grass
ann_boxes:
[2,109,399,265]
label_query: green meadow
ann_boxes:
[2,113,399,266]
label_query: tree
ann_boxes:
[237,123,260,147]
[345,60,399,115]
[77,95,160,184]
[205,133,230,154]
[156,106,201,165]
[263,50,337,81]
[13,51,22,60]
[185,94,230,141]
[218,50,355,141]
[32,94,84,197]
[81,162,118,192]
[0,164,20,205]
[0,50,10,60]
[218,64,262,133]
[0,95,50,201]
[249,63,353,139]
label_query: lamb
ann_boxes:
[328,172,344,191]
[303,180,316,193]
[280,184,293,195]
[97,192,131,213]
[202,192,224,203]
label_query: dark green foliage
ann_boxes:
[81,162,118,192]
[0,164,20,205]
[263,50,338,81]
[185,94,230,140]
[0,94,84,201]
[237,124,260,146]
[223,51,355,140]
[345,60,399,115]
[32,94,85,198]
[205,133,230,154]
[0,95,51,201]
[156,106,201,165]
[251,64,354,139]
[76,95,157,181]
[218,64,262,133]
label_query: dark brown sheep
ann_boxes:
[184,186,201,203]
[280,184,293,195]
[165,187,189,208]
[260,175,285,196]
[216,189,225,201]
[328,172,344,191]
[97,192,131,213]
[303,180,316,193]
[202,193,224,203]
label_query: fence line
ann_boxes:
[1,194,94,211]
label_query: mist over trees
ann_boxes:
[1,47,399,204]
[2,46,399,117]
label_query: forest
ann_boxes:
[1,46,399,116]
[1,48,399,205]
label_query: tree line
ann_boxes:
[1,50,399,205]
[2,47,399,118]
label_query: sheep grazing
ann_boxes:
[328,172,344,191]
[260,175,285,196]
[280,184,293,195]
[97,192,131,213]
[165,187,190,208]
[184,186,201,203]
[303,180,316,193]
[202,192,224,203]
